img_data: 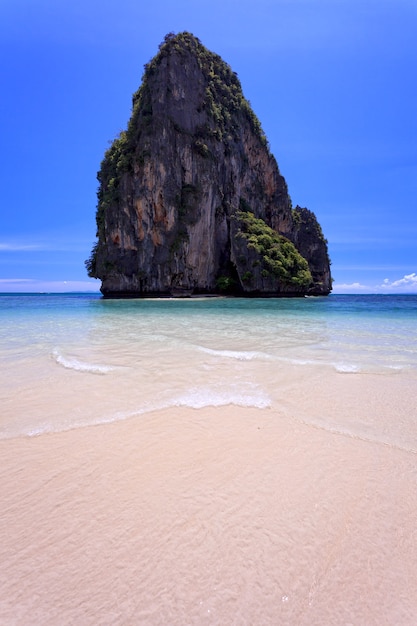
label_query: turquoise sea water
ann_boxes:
[1,293,416,439]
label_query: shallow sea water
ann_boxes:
[1,293,416,442]
[1,293,417,624]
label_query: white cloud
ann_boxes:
[0,279,100,293]
[0,243,42,251]
[332,282,373,293]
[0,238,96,253]
[384,272,417,289]
[333,273,417,294]
[0,278,33,284]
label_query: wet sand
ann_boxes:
[1,395,417,624]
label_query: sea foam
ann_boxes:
[334,363,361,373]
[172,384,271,409]
[198,346,271,361]
[111,383,272,425]
[52,349,114,374]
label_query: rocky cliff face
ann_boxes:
[86,32,332,296]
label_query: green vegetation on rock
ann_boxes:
[292,205,328,245]
[143,31,268,146]
[235,210,312,289]
[215,275,237,293]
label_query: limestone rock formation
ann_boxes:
[86,32,332,297]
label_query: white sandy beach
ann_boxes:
[1,372,417,625]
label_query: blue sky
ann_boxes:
[1,0,416,293]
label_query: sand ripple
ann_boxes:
[1,407,417,625]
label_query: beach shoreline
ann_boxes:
[1,294,416,623]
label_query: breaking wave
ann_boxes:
[199,346,365,373]
[198,346,272,361]
[334,363,361,373]
[171,384,271,409]
[8,382,271,440]
[52,349,114,374]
